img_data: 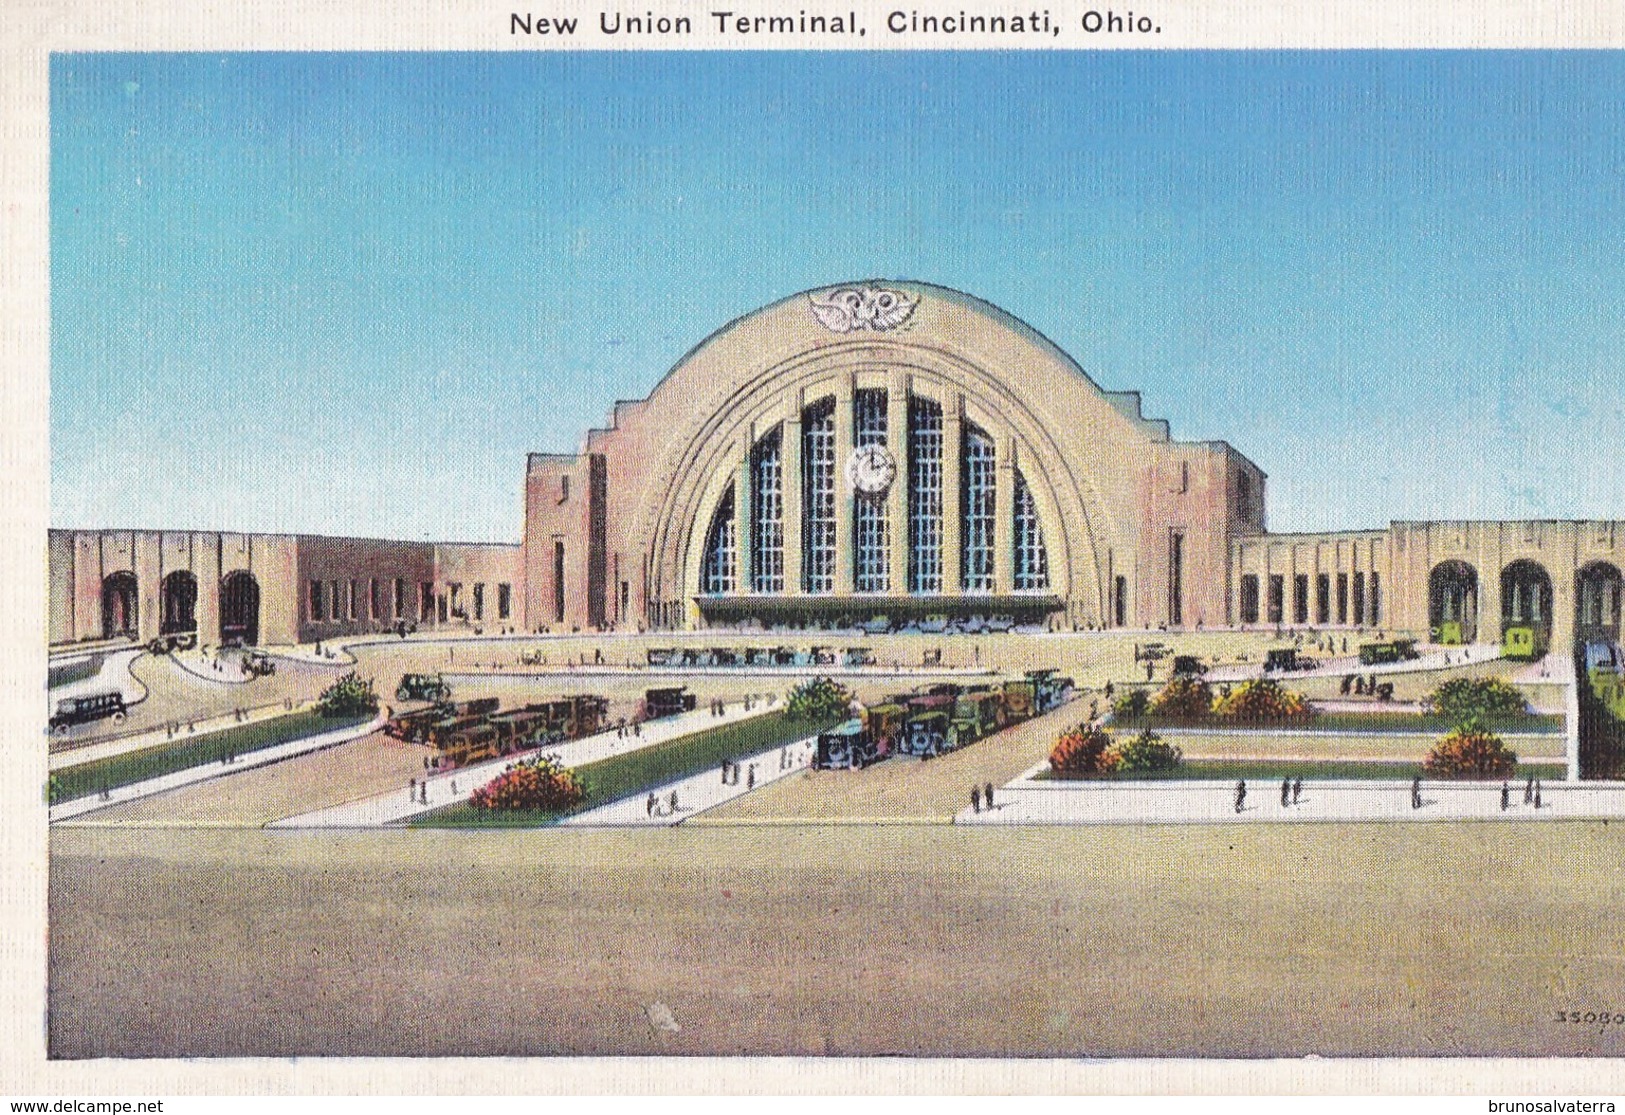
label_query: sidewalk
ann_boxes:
[269,700,777,828]
[957,767,1625,826]
[560,735,818,827]
[50,709,388,824]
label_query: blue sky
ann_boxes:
[51,51,1625,541]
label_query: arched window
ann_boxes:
[853,389,890,592]
[1013,467,1049,590]
[961,424,996,592]
[701,488,737,595]
[750,428,784,592]
[908,395,944,593]
[801,398,836,593]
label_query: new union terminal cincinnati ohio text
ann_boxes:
[49,282,1625,653]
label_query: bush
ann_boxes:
[787,677,853,722]
[1111,689,1150,719]
[470,753,585,812]
[1426,676,1529,726]
[315,672,379,718]
[1050,724,1119,776]
[1423,720,1518,779]
[1211,678,1315,724]
[1110,729,1183,773]
[1148,675,1213,721]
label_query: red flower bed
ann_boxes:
[470,754,585,811]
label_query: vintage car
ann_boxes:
[50,690,127,735]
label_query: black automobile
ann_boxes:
[50,691,127,735]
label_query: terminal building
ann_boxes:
[48,281,1625,652]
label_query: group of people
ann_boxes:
[968,781,997,813]
[1501,776,1544,811]
[614,718,642,739]
[645,789,680,817]
[719,760,755,788]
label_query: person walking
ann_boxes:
[1234,780,1247,814]
[721,763,729,784]
[1534,780,1542,810]
[1501,781,1510,811]
[1281,778,1291,807]
[747,765,756,790]
[1411,775,1422,810]
[668,789,680,814]
[970,784,982,814]
[646,792,656,817]
[1292,778,1302,805]
[1524,775,1534,805]
[985,781,995,811]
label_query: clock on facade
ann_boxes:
[845,444,897,496]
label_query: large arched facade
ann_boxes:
[522,282,1267,632]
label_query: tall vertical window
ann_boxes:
[853,389,889,592]
[473,583,485,621]
[394,578,406,619]
[551,545,564,622]
[497,583,511,620]
[1337,573,1349,624]
[1012,468,1049,591]
[421,581,434,622]
[1114,575,1128,627]
[908,395,944,593]
[1353,571,1366,625]
[310,580,325,622]
[701,488,737,595]
[1240,574,1260,624]
[801,398,836,593]
[962,424,995,592]
[1267,574,1284,624]
[1316,574,1330,624]
[1293,574,1309,624]
[1169,532,1184,626]
[1370,572,1381,624]
[751,428,785,592]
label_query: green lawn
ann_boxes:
[1040,758,1568,782]
[411,709,844,827]
[1115,712,1563,735]
[50,710,370,804]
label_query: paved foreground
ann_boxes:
[48,823,1625,1059]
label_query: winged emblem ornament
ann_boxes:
[808,286,919,333]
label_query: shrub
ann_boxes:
[1423,720,1518,779]
[1050,724,1120,776]
[315,672,378,718]
[1148,675,1213,721]
[787,677,853,722]
[1211,678,1315,724]
[1111,689,1150,719]
[1426,676,1529,726]
[470,753,585,812]
[1110,729,1183,773]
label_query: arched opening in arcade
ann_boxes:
[160,570,198,636]
[1500,559,1554,660]
[1577,561,1623,643]
[219,570,261,647]
[1429,560,1478,644]
[100,571,138,639]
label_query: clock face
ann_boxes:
[846,444,897,496]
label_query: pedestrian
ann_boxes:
[984,781,995,810]
[1234,779,1247,814]
[669,789,679,814]
[971,784,982,813]
[1524,775,1534,805]
[646,792,656,817]
[1534,780,1542,810]
[450,780,457,794]
[1501,781,1510,811]
[1411,775,1422,810]
[1280,778,1290,807]
[747,765,755,790]
[721,763,729,784]
[1292,778,1302,805]
[634,721,641,737]
[420,783,428,805]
